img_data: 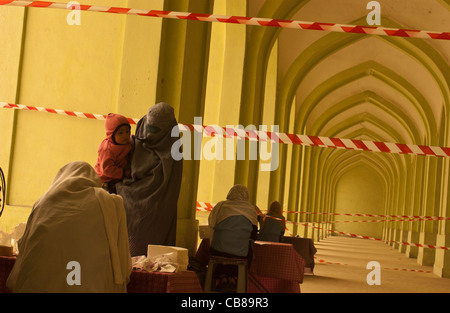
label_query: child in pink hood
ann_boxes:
[94,113,133,193]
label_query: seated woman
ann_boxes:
[208,185,258,290]
[258,201,286,242]
[7,161,131,293]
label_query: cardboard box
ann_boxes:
[147,245,189,272]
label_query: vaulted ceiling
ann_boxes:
[243,0,449,219]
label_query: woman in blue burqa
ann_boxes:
[116,102,183,257]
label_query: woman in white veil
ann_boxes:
[7,161,131,293]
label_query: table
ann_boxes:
[194,239,305,293]
[282,236,317,273]
[127,269,202,293]
[0,256,202,293]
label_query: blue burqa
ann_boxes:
[116,103,183,257]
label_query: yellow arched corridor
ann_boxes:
[0,0,449,293]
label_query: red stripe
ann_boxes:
[28,1,53,7]
[441,147,450,156]
[300,22,325,30]
[330,137,346,148]
[179,13,211,21]
[341,25,368,34]
[84,113,95,119]
[79,5,91,11]
[309,136,325,146]
[107,7,131,14]
[286,133,302,145]
[396,143,413,154]
[427,32,450,40]
[258,19,292,27]
[138,10,171,17]
[373,142,390,153]
[352,139,370,151]
[267,132,280,143]
[217,16,251,24]
[0,0,14,4]
[418,145,436,156]
[383,29,412,37]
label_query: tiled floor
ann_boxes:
[301,236,450,293]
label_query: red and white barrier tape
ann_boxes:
[197,201,450,221]
[197,201,450,250]
[0,102,450,157]
[303,221,450,250]
[383,267,432,274]
[329,228,450,250]
[3,102,450,158]
[0,0,449,40]
[287,211,450,221]
[314,257,432,274]
[314,257,348,266]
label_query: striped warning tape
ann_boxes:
[2,102,450,158]
[314,257,348,266]
[313,257,432,273]
[288,211,450,221]
[0,0,449,40]
[196,201,450,221]
[324,227,449,251]
[383,267,433,274]
[197,201,450,250]
[299,217,442,224]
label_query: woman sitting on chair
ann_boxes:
[208,184,258,290]
[258,201,286,242]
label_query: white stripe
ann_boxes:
[168,11,189,18]
[8,1,33,7]
[277,132,292,144]
[297,135,314,146]
[384,142,403,154]
[87,6,110,13]
[363,140,381,152]
[93,114,105,120]
[127,8,150,15]
[340,138,358,150]
[407,144,425,155]
[430,146,447,157]
[318,136,334,147]
[74,112,86,118]
[234,128,247,140]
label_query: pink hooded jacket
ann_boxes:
[94,113,132,183]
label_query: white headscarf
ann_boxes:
[208,185,258,242]
[7,161,131,293]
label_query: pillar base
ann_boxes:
[433,234,450,278]
[405,231,420,259]
[417,232,436,266]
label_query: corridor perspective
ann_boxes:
[0,0,450,293]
